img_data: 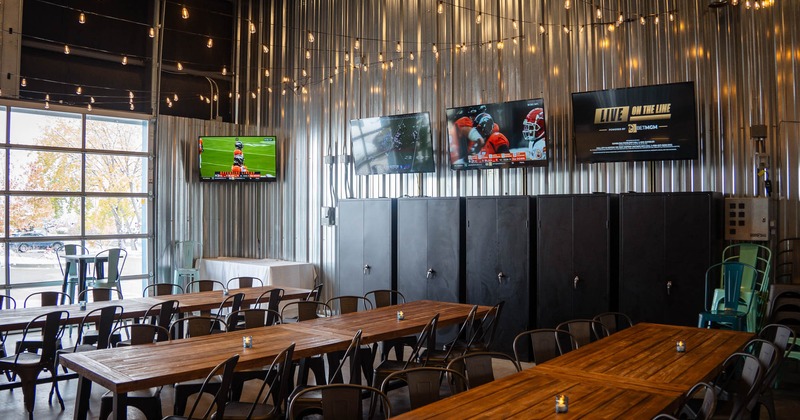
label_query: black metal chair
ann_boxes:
[446,351,520,391]
[678,381,718,420]
[288,383,390,420]
[254,287,284,311]
[227,309,284,401]
[142,282,184,297]
[226,276,263,289]
[709,351,765,420]
[592,311,634,335]
[421,304,477,368]
[163,354,240,420]
[379,367,466,414]
[16,291,70,357]
[185,279,226,293]
[372,313,439,391]
[170,316,228,416]
[281,301,332,386]
[512,328,579,366]
[555,319,610,347]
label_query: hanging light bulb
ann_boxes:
[409,51,415,61]
[45,94,50,101]
[618,13,624,23]
[199,95,205,101]
[149,27,155,38]
[281,89,286,95]
[640,15,646,25]
[64,45,71,54]
[302,69,307,77]
[363,63,368,72]
[267,87,273,92]
[251,91,256,99]
[221,65,227,75]
[564,0,571,10]
[177,62,184,71]
[396,41,402,52]
[307,31,315,43]
[669,13,675,22]
[306,49,311,59]
[213,94,218,101]
[167,101,173,108]
[512,36,518,45]
[87,103,92,111]
[45,101,50,109]
[390,60,394,68]
[302,86,308,94]
[654,15,660,25]
[432,44,438,54]
[608,23,615,32]
[20,78,27,87]
[476,13,482,24]
[76,86,82,95]
[129,91,134,99]
[130,103,134,111]
[461,43,467,51]
[206,97,212,103]
[344,52,350,62]
[596,7,602,19]
[379,51,384,61]
[181,6,189,19]
[90,96,95,103]
[438,1,444,14]
[207,38,213,48]
[79,12,86,24]
[754,1,761,9]
[434,50,439,59]
[580,25,585,33]
[497,40,504,49]
[173,93,179,101]
[354,38,361,50]
[329,76,334,84]
[563,25,570,34]
[249,22,256,34]
[512,20,518,30]
[121,56,128,65]
[262,44,269,53]
[745,1,751,9]
[732,0,739,4]
[539,24,546,34]
[264,69,270,77]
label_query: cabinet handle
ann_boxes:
[573,276,580,290]
[497,272,506,284]
[363,264,371,275]
[666,280,673,295]
[426,268,435,279]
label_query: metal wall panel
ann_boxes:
[155,0,800,291]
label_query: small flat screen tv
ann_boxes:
[445,98,547,170]
[198,135,277,181]
[349,112,435,175]
[572,81,698,163]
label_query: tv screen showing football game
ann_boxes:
[446,98,547,170]
[349,112,435,175]
[198,136,277,181]
[572,82,698,163]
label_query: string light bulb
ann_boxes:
[476,13,482,24]
[20,78,26,87]
[249,22,256,34]
[390,60,394,68]
[45,94,50,101]
[432,44,438,54]
[354,38,360,50]
[267,87,273,92]
[539,24,546,34]
[654,15,660,25]
[213,94,218,101]
[344,52,350,62]
[262,44,269,53]
[181,6,189,19]
[79,12,86,24]
[608,23,615,32]
[563,25,570,34]
[129,91,134,99]
[87,104,92,111]
[512,37,518,45]
[281,88,286,96]
[149,27,155,38]
[221,66,227,75]
[379,52,384,61]
[396,41,402,52]
[496,40,504,49]
[513,20,518,30]
[596,7,602,19]
[264,69,270,77]
[207,38,213,48]
[409,51,414,61]
[363,63,368,72]
[121,56,128,65]
[45,101,50,109]
[437,1,444,14]
[579,25,585,33]
[307,31,315,43]
[640,15,646,25]
[90,96,95,103]
[732,0,739,4]
[754,1,761,9]
[130,103,134,111]
[177,62,183,71]
[745,1,751,9]
[669,13,675,22]
[487,42,492,50]
[618,13,624,23]
[64,45,71,54]
[251,91,256,99]
[564,0,571,10]
[302,69,307,77]
[76,86,82,95]
[199,95,205,101]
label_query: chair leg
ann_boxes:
[48,367,65,410]
[14,368,39,419]
[99,395,112,420]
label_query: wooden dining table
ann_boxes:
[149,284,310,312]
[396,322,754,419]
[59,300,482,420]
[0,297,162,332]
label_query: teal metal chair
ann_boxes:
[90,248,127,298]
[699,262,759,331]
[173,240,200,290]
[719,243,772,331]
[56,244,89,305]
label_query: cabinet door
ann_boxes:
[619,195,667,324]
[466,198,500,306]
[337,200,366,297]
[425,198,461,303]
[397,199,429,302]
[537,196,575,328]
[362,199,394,297]
[572,195,611,320]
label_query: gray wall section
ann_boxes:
[155,1,800,299]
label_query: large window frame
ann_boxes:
[0,100,153,296]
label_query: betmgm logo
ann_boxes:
[627,124,637,133]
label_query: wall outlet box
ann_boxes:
[724,197,769,241]
[321,206,336,226]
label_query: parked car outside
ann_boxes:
[9,232,64,253]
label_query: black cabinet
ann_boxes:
[465,196,533,354]
[536,194,617,328]
[396,198,463,304]
[337,199,396,298]
[619,192,722,326]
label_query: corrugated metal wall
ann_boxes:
[156,0,800,295]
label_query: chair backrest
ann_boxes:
[766,288,800,334]
[704,261,759,312]
[143,282,184,297]
[184,354,239,420]
[112,324,171,346]
[281,300,332,321]
[170,315,226,338]
[226,309,282,331]
[175,240,199,270]
[305,283,323,301]
[16,310,69,363]
[78,287,123,303]
[74,305,124,350]
[743,338,782,393]
[143,299,180,341]
[712,351,765,419]
[555,319,609,348]
[247,343,295,419]
[592,311,633,335]
[328,330,363,384]
[0,294,17,310]
[227,276,263,289]
[513,328,579,366]
[723,243,772,292]
[776,238,800,284]
[254,288,284,314]
[364,289,405,307]
[446,351,520,391]
[288,383,390,419]
[185,279,225,293]
[758,323,797,359]
[56,244,88,277]
[465,301,504,351]
[408,313,439,368]
[96,248,127,284]
[380,367,466,410]
[24,291,71,307]
[440,305,478,360]
[326,295,374,314]
[678,382,717,420]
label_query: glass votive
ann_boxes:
[79,301,87,311]
[397,310,405,320]
[243,336,253,348]
[555,395,568,413]
[676,340,686,353]
[223,288,229,296]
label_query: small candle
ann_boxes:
[555,395,568,413]
[243,336,253,348]
[79,301,87,311]
[676,340,686,352]
[223,289,229,296]
[397,310,405,320]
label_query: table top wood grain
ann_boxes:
[0,297,162,332]
[148,285,310,312]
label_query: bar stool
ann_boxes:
[173,240,200,289]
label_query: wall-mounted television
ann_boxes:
[445,98,547,170]
[572,81,698,163]
[198,135,277,181]
[349,112,435,175]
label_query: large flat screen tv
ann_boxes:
[198,135,277,181]
[349,112,435,175]
[446,98,547,170]
[572,81,698,163]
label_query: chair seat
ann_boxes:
[0,352,42,367]
[373,359,423,390]
[173,375,222,416]
[213,401,279,420]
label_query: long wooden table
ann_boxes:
[149,285,310,312]
[396,323,753,419]
[60,300,481,419]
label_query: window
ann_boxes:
[1,104,151,293]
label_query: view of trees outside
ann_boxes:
[1,105,150,291]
